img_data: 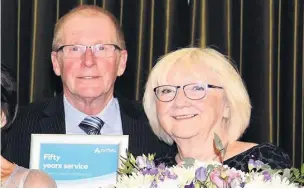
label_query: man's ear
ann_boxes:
[51,52,61,76]
[117,50,128,76]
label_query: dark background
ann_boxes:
[1,0,303,167]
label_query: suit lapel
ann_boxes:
[120,110,135,136]
[117,96,141,155]
[120,103,142,155]
[116,94,139,137]
[39,94,66,134]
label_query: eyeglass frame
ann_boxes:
[153,83,223,102]
[54,43,123,58]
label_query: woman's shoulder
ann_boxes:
[224,142,292,172]
[23,169,57,188]
[1,166,56,188]
[242,142,291,164]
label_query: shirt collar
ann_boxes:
[63,95,115,126]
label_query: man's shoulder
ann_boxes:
[17,95,63,118]
[116,96,146,118]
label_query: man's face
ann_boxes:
[51,13,127,101]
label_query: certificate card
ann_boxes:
[30,134,128,188]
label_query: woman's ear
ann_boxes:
[223,101,230,119]
[1,110,7,128]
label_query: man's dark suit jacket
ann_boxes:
[1,94,176,168]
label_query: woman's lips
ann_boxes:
[172,114,198,120]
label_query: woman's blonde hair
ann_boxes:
[143,47,251,145]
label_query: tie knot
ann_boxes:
[79,116,104,135]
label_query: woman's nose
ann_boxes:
[173,89,190,108]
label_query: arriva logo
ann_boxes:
[94,148,117,153]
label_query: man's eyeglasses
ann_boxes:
[55,44,122,58]
[153,83,223,102]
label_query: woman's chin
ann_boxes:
[171,131,200,140]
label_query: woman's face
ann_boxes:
[155,61,229,141]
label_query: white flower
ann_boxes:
[169,165,196,186]
[243,173,299,188]
[157,179,181,188]
[116,172,154,188]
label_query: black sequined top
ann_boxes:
[155,143,292,172]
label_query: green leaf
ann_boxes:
[289,177,296,182]
[261,164,271,170]
[292,168,300,178]
[298,178,304,182]
[130,154,136,164]
[120,155,128,162]
[194,182,201,188]
[125,161,132,167]
[205,181,216,188]
[207,164,215,172]
[148,153,155,161]
[183,158,195,168]
[301,164,304,175]
[220,147,227,160]
[118,167,130,175]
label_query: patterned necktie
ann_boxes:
[79,116,104,135]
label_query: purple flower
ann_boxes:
[157,163,166,170]
[150,180,158,188]
[146,159,156,169]
[184,182,195,188]
[263,171,271,181]
[136,156,146,169]
[164,170,170,176]
[195,167,207,182]
[248,159,255,171]
[141,168,149,175]
[240,182,245,188]
[248,159,265,171]
[168,172,178,179]
[157,169,169,181]
[255,160,264,167]
[248,159,256,167]
[159,174,165,181]
[160,171,167,176]
[141,166,158,176]
[149,168,159,175]
[248,159,255,166]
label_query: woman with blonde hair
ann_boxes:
[143,47,291,172]
[1,65,57,188]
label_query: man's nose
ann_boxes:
[173,89,190,108]
[82,48,95,67]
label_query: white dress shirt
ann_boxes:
[64,95,123,135]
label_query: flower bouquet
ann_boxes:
[114,134,304,188]
[116,154,303,188]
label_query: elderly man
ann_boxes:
[2,5,175,168]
